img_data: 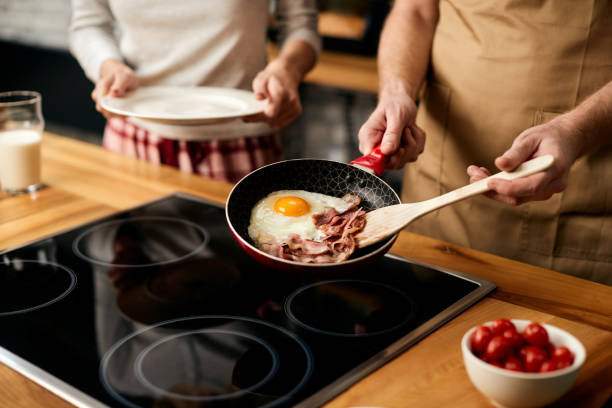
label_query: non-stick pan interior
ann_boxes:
[227,159,400,259]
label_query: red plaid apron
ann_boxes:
[103,117,282,183]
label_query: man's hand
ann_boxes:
[91,58,138,118]
[469,80,612,206]
[245,59,302,129]
[357,0,438,169]
[358,81,426,169]
[467,117,582,205]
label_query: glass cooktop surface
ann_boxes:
[0,193,494,408]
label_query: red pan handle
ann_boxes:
[349,144,387,176]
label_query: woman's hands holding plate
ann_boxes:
[92,58,139,118]
[247,58,303,129]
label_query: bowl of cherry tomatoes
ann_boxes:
[461,318,586,408]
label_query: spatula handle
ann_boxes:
[418,155,555,214]
[466,154,554,192]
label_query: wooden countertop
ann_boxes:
[1,133,611,408]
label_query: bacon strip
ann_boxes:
[255,194,367,263]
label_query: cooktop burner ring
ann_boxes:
[0,259,77,316]
[134,328,280,401]
[100,315,314,408]
[284,279,417,338]
[72,216,210,268]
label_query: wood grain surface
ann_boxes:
[0,133,610,408]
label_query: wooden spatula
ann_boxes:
[355,155,554,248]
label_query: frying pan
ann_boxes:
[225,147,399,274]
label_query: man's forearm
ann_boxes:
[378,0,439,100]
[561,80,612,156]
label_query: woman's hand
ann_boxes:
[246,59,302,129]
[358,81,426,169]
[91,58,138,118]
[467,116,583,205]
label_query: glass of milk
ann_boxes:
[0,91,45,195]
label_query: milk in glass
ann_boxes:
[0,129,42,192]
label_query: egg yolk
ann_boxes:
[274,196,310,217]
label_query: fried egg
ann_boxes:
[248,190,355,244]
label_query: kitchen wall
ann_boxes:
[0,0,70,49]
[0,0,105,139]
[0,0,402,191]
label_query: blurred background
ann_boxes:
[0,0,403,191]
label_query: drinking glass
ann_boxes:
[0,90,45,194]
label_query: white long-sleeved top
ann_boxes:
[69,0,320,141]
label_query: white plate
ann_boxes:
[100,86,265,125]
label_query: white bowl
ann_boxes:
[461,319,586,408]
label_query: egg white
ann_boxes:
[248,190,354,244]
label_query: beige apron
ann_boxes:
[403,0,612,284]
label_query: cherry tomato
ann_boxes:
[503,328,524,349]
[504,355,524,372]
[487,359,504,368]
[473,319,577,375]
[557,360,572,370]
[520,345,548,372]
[491,318,515,336]
[539,360,558,373]
[484,335,513,361]
[552,346,574,365]
[471,325,493,354]
[523,322,549,347]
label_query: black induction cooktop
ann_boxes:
[0,193,495,408]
